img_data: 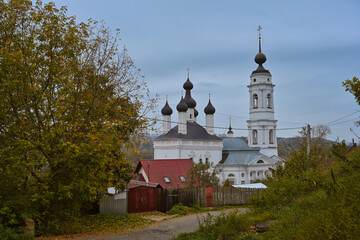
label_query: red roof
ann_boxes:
[134,159,194,189]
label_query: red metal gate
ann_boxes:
[128,186,158,213]
[206,186,213,207]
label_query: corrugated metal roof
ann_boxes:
[155,121,222,141]
[135,159,194,189]
[223,137,252,151]
[222,150,275,165]
[221,137,277,165]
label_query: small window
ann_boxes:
[269,129,274,144]
[190,114,192,119]
[253,94,258,109]
[179,176,186,183]
[241,181,245,184]
[250,180,254,183]
[250,172,253,177]
[253,130,258,145]
[254,78,256,82]
[241,173,245,177]
[257,160,264,164]
[164,177,170,183]
[205,158,209,164]
[267,78,270,82]
[267,94,271,108]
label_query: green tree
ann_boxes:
[343,76,360,126]
[343,76,360,105]
[0,0,155,235]
[187,161,220,187]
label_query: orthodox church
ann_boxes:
[153,31,282,185]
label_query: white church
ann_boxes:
[153,31,283,185]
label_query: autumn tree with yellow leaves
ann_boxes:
[0,0,155,235]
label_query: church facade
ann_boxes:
[153,31,282,185]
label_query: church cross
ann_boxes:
[257,25,262,39]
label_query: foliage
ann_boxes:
[251,141,360,239]
[174,211,260,240]
[0,224,33,240]
[166,203,205,216]
[343,76,360,105]
[342,76,360,126]
[187,161,220,187]
[59,214,153,236]
[0,0,155,236]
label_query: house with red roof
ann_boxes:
[134,159,194,189]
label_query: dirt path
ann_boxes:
[78,208,247,240]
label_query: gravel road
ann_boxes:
[79,208,247,240]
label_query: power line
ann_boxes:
[325,110,359,125]
[146,116,303,131]
[327,117,359,127]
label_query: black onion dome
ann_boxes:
[177,96,188,112]
[255,52,266,65]
[204,99,215,115]
[161,100,173,115]
[252,38,270,74]
[184,91,196,108]
[183,78,193,90]
[194,108,199,117]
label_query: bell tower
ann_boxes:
[247,26,278,157]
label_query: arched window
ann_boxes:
[253,94,258,109]
[269,129,274,144]
[227,174,235,185]
[257,160,264,164]
[267,94,271,108]
[253,130,258,144]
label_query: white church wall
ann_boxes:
[219,162,275,185]
[154,139,223,166]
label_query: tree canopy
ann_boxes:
[0,0,155,235]
[343,76,360,105]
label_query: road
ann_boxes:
[79,208,247,240]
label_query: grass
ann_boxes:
[36,214,155,239]
[166,203,246,216]
[173,210,265,240]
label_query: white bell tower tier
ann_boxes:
[247,26,278,157]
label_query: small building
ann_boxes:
[100,180,161,215]
[134,159,194,189]
[127,180,162,213]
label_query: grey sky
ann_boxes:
[46,0,360,141]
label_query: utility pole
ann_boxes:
[306,124,311,157]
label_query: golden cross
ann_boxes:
[258,25,262,39]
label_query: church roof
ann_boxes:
[220,137,277,165]
[221,150,275,166]
[223,137,250,150]
[155,121,222,141]
[134,159,194,189]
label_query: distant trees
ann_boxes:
[0,0,155,235]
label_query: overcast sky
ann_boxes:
[46,0,360,142]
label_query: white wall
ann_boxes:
[154,139,223,166]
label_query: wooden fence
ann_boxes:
[162,186,263,211]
